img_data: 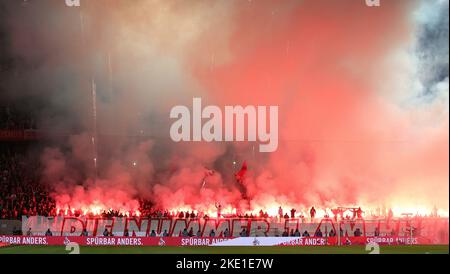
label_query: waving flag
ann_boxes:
[235,161,248,183]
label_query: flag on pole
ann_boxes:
[201,168,215,189]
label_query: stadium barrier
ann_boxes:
[0,235,436,247]
[0,220,22,235]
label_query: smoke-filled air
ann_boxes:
[1,0,448,218]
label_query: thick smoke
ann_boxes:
[1,0,448,216]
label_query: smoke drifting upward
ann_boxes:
[1,0,448,216]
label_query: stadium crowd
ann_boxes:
[0,145,441,240]
[0,144,55,220]
[0,106,37,130]
[0,141,437,225]
[0,144,417,223]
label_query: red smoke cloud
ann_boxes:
[189,0,448,213]
[16,0,446,216]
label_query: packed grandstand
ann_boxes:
[0,110,447,245]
